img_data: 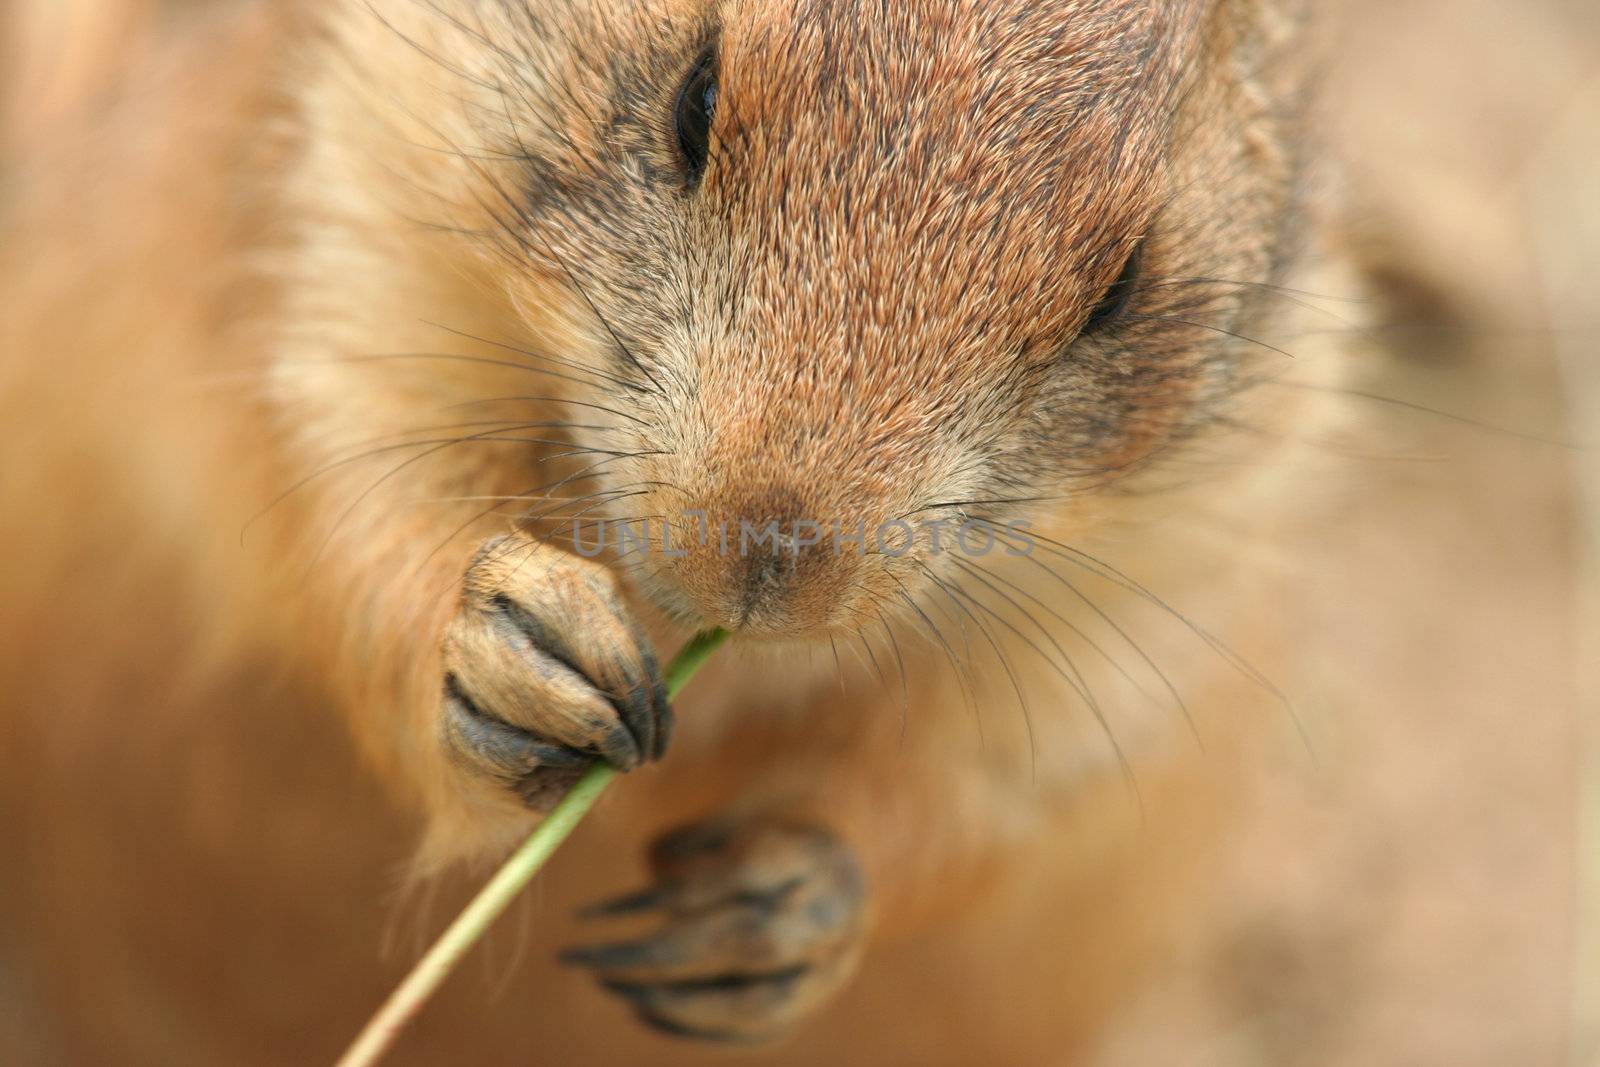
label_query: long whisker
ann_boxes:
[420,456,655,564]
[890,577,979,730]
[244,428,632,545]
[311,436,661,571]
[1126,312,1298,361]
[854,627,894,718]
[944,560,1147,807]
[1133,274,1367,319]
[874,606,913,742]
[1263,379,1577,447]
[895,496,1069,522]
[298,352,624,396]
[441,393,650,428]
[1018,529,1310,754]
[827,637,848,700]
[420,320,645,397]
[974,538,1201,747]
[918,565,1039,780]
[948,555,1100,711]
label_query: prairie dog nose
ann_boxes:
[670,486,860,636]
[735,521,815,629]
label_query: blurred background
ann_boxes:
[2,1,1597,1064]
[1334,8,1599,1058]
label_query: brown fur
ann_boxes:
[6,0,1575,1064]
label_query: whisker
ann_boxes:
[890,577,980,731]
[948,555,1099,710]
[1018,529,1310,755]
[244,430,633,545]
[420,456,657,564]
[875,606,913,743]
[972,538,1201,747]
[420,320,645,397]
[1263,379,1578,448]
[1133,274,1367,318]
[828,637,847,700]
[1125,312,1299,361]
[854,627,894,718]
[895,495,1069,522]
[919,565,1038,780]
[441,393,650,428]
[299,352,623,395]
[310,437,656,572]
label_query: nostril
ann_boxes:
[736,530,802,626]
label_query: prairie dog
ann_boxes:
[0,1,1385,1063]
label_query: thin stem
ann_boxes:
[334,628,730,1067]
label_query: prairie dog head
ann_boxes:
[282,0,1308,641]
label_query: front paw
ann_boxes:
[441,534,669,811]
[562,819,868,1043]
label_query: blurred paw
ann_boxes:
[563,819,868,1042]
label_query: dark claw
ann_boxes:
[558,939,690,971]
[604,967,809,999]
[600,970,812,1044]
[579,886,670,919]
[650,681,673,759]
[650,821,735,864]
[613,682,658,768]
[597,722,643,772]
[444,678,591,775]
[629,1010,747,1044]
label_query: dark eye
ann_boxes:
[674,49,718,187]
[1084,243,1143,333]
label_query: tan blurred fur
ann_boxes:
[0,1,1585,1065]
